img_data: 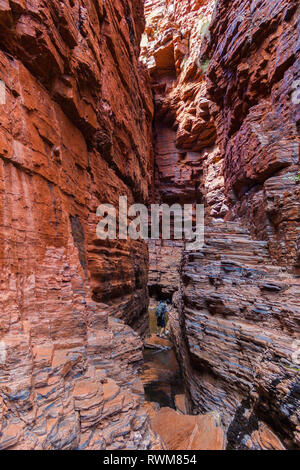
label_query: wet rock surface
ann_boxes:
[142,334,183,410]
[140,306,185,411]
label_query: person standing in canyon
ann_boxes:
[155,300,168,338]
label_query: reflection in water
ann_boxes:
[140,303,185,409]
[143,347,184,408]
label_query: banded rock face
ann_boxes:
[142,0,227,298]
[148,239,184,298]
[176,220,300,449]
[143,0,300,450]
[142,0,227,213]
[177,0,300,448]
[206,0,300,270]
[0,0,157,450]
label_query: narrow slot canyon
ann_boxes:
[0,0,299,452]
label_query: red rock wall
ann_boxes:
[178,0,300,448]
[142,0,224,215]
[143,0,300,450]
[0,0,158,450]
[177,221,300,449]
[142,0,226,298]
[206,0,300,270]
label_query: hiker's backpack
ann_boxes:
[155,303,166,319]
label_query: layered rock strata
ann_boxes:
[176,220,300,449]
[142,0,228,298]
[205,0,300,270]
[148,239,184,298]
[141,0,227,216]
[143,0,300,450]
[0,0,156,449]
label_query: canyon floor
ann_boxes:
[140,303,226,450]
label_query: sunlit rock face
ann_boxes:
[149,407,225,450]
[0,0,158,450]
[143,0,300,450]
